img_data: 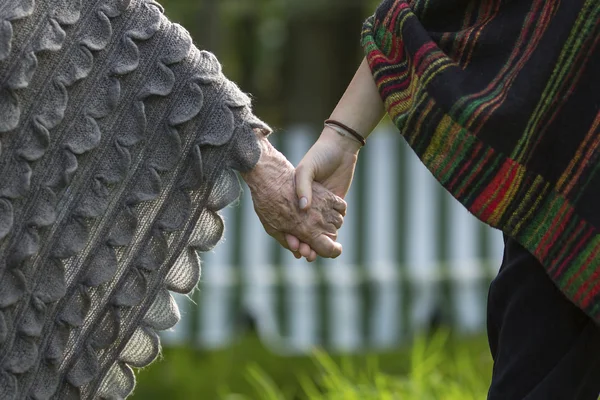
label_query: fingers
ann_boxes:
[299,242,312,259]
[283,232,341,260]
[271,231,290,251]
[285,233,300,252]
[330,213,344,230]
[276,232,303,259]
[286,234,317,261]
[333,196,347,217]
[310,234,343,258]
[295,242,318,262]
[281,230,329,262]
[291,239,318,262]
[295,162,314,210]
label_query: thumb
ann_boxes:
[295,162,314,210]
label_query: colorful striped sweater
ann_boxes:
[362,0,600,323]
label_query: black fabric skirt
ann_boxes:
[487,235,600,400]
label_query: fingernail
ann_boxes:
[299,197,308,209]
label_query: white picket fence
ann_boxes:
[162,124,505,354]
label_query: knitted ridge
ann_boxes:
[0,0,83,249]
[52,17,198,398]
[0,0,82,133]
[0,0,34,62]
[0,1,158,397]
[0,0,267,398]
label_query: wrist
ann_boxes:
[241,130,292,189]
[325,120,366,147]
[327,58,386,139]
[322,125,362,155]
[240,130,270,185]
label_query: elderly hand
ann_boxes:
[241,132,346,261]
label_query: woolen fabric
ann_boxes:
[0,0,268,398]
[362,0,600,324]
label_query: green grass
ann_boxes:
[132,330,492,399]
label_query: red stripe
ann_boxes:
[570,243,600,306]
[387,92,414,111]
[458,148,494,199]
[368,39,405,66]
[581,264,600,308]
[472,160,517,220]
[449,142,483,192]
[413,42,436,68]
[564,243,600,297]
[390,0,409,26]
[381,80,410,97]
[417,52,446,76]
[550,221,585,273]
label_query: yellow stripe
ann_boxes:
[488,165,526,225]
[423,115,453,165]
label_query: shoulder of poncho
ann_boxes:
[361,0,600,324]
[0,0,266,398]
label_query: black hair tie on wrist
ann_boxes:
[324,119,367,147]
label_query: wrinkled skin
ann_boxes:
[241,132,346,261]
[291,127,361,259]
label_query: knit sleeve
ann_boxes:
[362,0,600,325]
[0,0,267,398]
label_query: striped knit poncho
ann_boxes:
[362,0,600,323]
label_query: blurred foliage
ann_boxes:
[241,330,492,400]
[156,0,384,127]
[131,331,492,399]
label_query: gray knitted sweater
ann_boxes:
[0,0,268,398]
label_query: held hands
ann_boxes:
[283,126,362,260]
[241,132,347,261]
[241,58,381,261]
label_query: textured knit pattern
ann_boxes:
[363,0,600,323]
[0,0,268,398]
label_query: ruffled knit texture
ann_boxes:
[0,0,267,398]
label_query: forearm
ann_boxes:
[328,57,386,139]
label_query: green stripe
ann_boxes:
[520,194,564,249]
[453,147,488,197]
[438,131,476,185]
[546,215,580,267]
[560,235,600,297]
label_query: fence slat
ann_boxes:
[488,228,505,272]
[322,173,361,350]
[280,126,320,351]
[404,140,442,332]
[448,196,486,332]
[197,206,237,347]
[364,127,401,347]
